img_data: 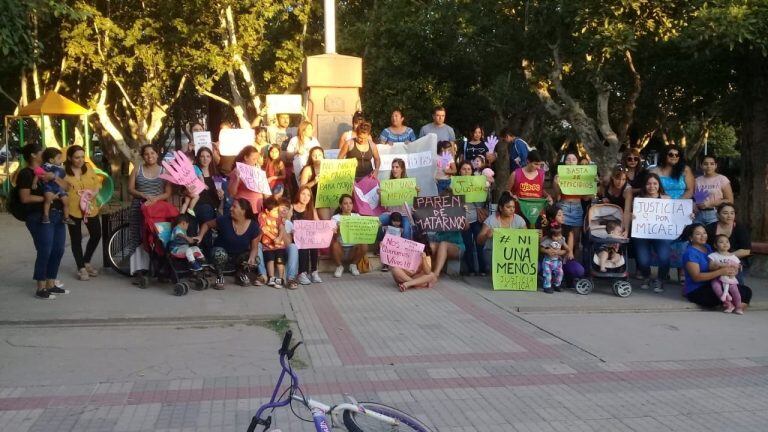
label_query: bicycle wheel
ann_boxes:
[342,402,432,432]
[107,224,132,276]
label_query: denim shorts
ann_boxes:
[559,200,584,227]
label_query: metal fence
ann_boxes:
[100,203,131,269]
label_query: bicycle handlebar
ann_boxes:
[280,330,292,355]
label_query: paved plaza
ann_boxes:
[1,215,768,431]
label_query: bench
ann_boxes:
[748,242,768,278]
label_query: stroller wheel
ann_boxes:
[192,278,206,291]
[173,282,187,296]
[613,280,632,298]
[574,279,593,295]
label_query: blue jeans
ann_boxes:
[461,221,486,273]
[378,213,412,239]
[633,238,672,280]
[25,209,66,281]
[192,203,218,250]
[436,179,451,194]
[258,243,298,279]
[694,209,718,225]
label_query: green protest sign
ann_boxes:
[450,175,487,203]
[340,216,380,245]
[492,228,538,291]
[557,165,597,195]
[517,198,548,227]
[380,178,418,207]
[316,159,357,208]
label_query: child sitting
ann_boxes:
[708,234,744,314]
[34,147,74,225]
[179,164,204,216]
[168,214,205,271]
[379,211,404,272]
[259,197,286,288]
[540,221,567,293]
[596,220,625,272]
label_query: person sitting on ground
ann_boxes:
[194,198,261,289]
[540,221,567,293]
[169,214,206,271]
[35,147,74,225]
[259,197,287,289]
[378,211,404,272]
[680,223,752,312]
[391,233,437,292]
[331,194,368,278]
[596,221,626,273]
[477,192,528,269]
[708,234,744,314]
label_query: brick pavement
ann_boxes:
[2,274,768,431]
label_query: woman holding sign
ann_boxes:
[292,186,322,286]
[553,152,591,256]
[331,194,368,278]
[285,121,321,183]
[456,161,489,276]
[477,192,528,275]
[391,234,437,292]
[338,121,381,181]
[378,158,415,239]
[681,224,752,310]
[299,146,332,220]
[228,146,266,213]
[629,173,673,293]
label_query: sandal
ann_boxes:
[287,279,299,290]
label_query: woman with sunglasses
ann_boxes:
[651,145,694,200]
[620,149,647,195]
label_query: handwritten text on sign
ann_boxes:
[557,165,597,195]
[631,198,693,240]
[412,195,467,232]
[492,228,539,291]
[293,220,336,249]
[316,159,357,208]
[450,175,487,203]
[340,216,380,244]
[193,131,212,153]
[380,234,425,272]
[380,178,418,207]
[236,162,272,194]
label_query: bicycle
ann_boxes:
[247,330,433,432]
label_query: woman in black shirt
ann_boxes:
[17,144,69,299]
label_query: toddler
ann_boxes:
[540,221,567,293]
[34,147,74,224]
[168,214,205,271]
[435,140,456,194]
[597,220,625,272]
[708,234,743,314]
[179,164,204,216]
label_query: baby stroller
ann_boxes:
[139,202,212,296]
[574,204,632,297]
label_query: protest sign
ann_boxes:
[219,128,255,156]
[492,228,538,291]
[380,178,418,207]
[236,162,272,195]
[265,94,303,115]
[316,159,357,208]
[631,198,693,240]
[293,220,336,249]
[451,176,487,203]
[159,151,207,195]
[377,134,438,196]
[380,234,424,272]
[324,149,340,159]
[557,165,597,195]
[412,195,467,232]
[193,131,212,153]
[353,176,384,216]
[517,198,548,227]
[340,216,380,244]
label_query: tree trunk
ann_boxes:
[739,49,768,241]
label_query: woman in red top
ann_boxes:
[508,150,553,202]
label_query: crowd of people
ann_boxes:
[14,105,752,314]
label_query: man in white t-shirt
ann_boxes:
[419,106,456,143]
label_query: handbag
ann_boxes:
[357,255,371,273]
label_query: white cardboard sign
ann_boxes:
[631,198,693,240]
[193,131,212,153]
[219,128,255,156]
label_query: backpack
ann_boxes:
[7,184,26,221]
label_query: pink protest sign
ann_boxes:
[160,151,207,195]
[380,234,425,272]
[293,220,337,249]
[236,162,272,194]
[353,176,385,216]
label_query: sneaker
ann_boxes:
[48,286,69,295]
[334,265,344,278]
[349,264,360,276]
[62,217,76,226]
[267,277,276,287]
[639,279,650,290]
[287,279,299,290]
[84,263,99,277]
[734,308,744,315]
[553,285,562,292]
[77,268,90,281]
[381,264,390,272]
[190,261,203,272]
[651,279,664,293]
[41,216,50,224]
[310,271,323,283]
[298,272,312,285]
[214,275,225,290]
[35,290,55,300]
[543,288,554,294]
[54,280,65,289]
[186,208,196,217]
[274,278,284,289]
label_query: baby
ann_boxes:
[34,147,74,225]
[708,234,743,314]
[597,220,625,272]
